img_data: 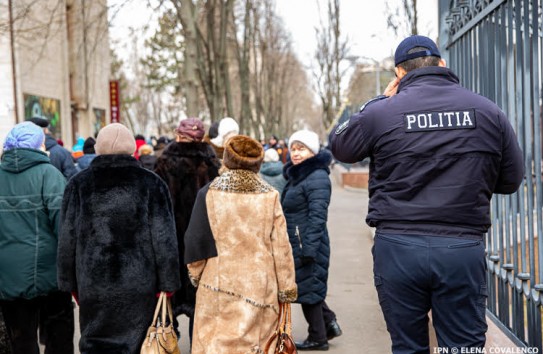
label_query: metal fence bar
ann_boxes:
[442,0,542,348]
[533,0,543,287]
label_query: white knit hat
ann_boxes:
[210,117,239,147]
[288,130,320,155]
[264,148,280,163]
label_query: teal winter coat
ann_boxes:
[0,148,66,300]
[260,161,287,193]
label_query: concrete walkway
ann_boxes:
[288,183,391,353]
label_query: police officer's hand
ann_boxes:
[383,77,400,97]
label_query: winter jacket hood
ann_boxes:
[44,134,78,179]
[44,134,58,150]
[260,161,283,177]
[1,148,50,173]
[260,161,287,194]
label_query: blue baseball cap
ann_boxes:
[394,35,441,66]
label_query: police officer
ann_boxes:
[329,35,524,353]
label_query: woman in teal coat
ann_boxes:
[0,122,73,354]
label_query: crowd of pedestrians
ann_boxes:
[0,112,340,354]
[0,34,526,354]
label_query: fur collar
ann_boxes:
[283,149,332,184]
[90,154,140,169]
[162,141,215,158]
[210,169,274,194]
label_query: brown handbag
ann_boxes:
[264,302,297,354]
[140,292,181,354]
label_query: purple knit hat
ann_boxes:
[3,122,45,151]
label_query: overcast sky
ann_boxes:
[273,0,438,66]
[108,0,438,66]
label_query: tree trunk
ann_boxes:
[176,0,200,117]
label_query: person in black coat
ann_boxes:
[76,137,97,170]
[57,123,181,354]
[154,118,220,342]
[329,36,524,352]
[138,144,157,170]
[29,117,78,179]
[281,129,342,351]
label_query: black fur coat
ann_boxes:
[58,154,181,354]
[154,142,220,316]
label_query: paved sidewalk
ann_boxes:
[288,183,391,353]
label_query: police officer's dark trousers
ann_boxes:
[373,233,488,354]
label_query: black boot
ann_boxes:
[295,339,329,351]
[326,320,342,340]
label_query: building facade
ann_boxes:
[0,0,111,152]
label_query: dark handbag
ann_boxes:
[140,292,181,354]
[264,302,297,354]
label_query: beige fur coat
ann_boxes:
[187,169,297,354]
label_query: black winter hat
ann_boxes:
[83,137,96,154]
[208,122,220,139]
[29,117,49,128]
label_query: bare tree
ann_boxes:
[143,0,316,138]
[385,0,418,36]
[313,0,348,131]
[173,0,235,122]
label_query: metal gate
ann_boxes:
[442,0,543,348]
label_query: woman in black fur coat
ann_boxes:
[58,123,181,354]
[154,118,220,341]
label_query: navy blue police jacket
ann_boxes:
[329,66,524,239]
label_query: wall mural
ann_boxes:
[23,94,61,138]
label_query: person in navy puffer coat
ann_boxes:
[281,129,342,351]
